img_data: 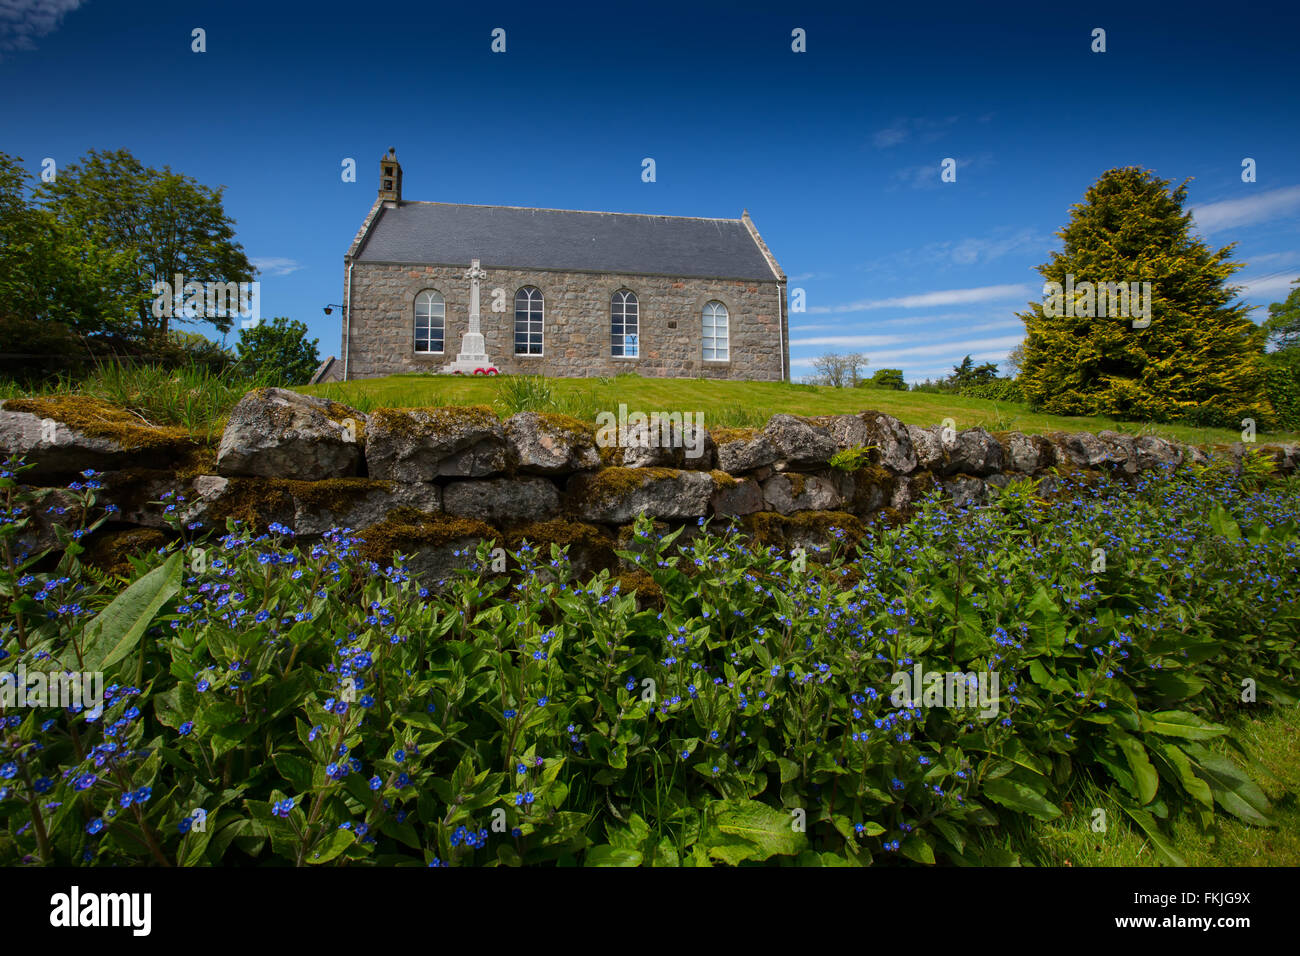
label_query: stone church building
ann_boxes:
[316,150,788,382]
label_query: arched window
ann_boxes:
[611,290,639,357]
[414,290,445,353]
[702,301,729,361]
[515,286,544,355]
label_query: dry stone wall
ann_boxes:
[4,388,1297,585]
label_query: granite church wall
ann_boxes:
[342,261,787,382]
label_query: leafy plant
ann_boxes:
[1,450,1297,867]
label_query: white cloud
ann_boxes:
[890,153,993,191]
[790,333,906,348]
[251,256,302,277]
[851,334,1025,365]
[1191,185,1300,234]
[967,318,1025,333]
[790,335,1024,373]
[807,283,1032,315]
[0,0,84,55]
[872,116,959,149]
[1236,271,1300,301]
[941,228,1044,266]
[1242,250,1300,268]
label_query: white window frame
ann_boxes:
[702,300,730,361]
[611,289,639,357]
[515,286,544,356]
[414,290,445,354]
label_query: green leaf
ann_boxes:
[901,835,936,864]
[706,837,762,866]
[1154,742,1213,809]
[307,829,355,864]
[179,818,216,866]
[584,844,643,867]
[1140,710,1227,740]
[271,753,313,794]
[1184,744,1273,826]
[712,799,808,859]
[981,777,1062,821]
[1110,729,1159,805]
[1208,505,1242,542]
[69,551,181,671]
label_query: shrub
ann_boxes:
[959,378,1024,403]
[1262,352,1300,431]
[860,369,907,391]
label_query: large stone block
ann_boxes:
[817,411,918,474]
[567,467,714,523]
[366,405,507,480]
[713,428,778,474]
[356,510,498,582]
[941,475,986,509]
[217,388,365,480]
[0,397,198,481]
[443,477,561,524]
[1052,431,1110,468]
[710,475,765,517]
[762,414,838,467]
[1097,431,1141,475]
[906,425,946,471]
[1002,432,1054,473]
[617,420,716,470]
[944,428,1004,477]
[504,412,600,475]
[187,475,441,535]
[760,473,844,515]
[1133,435,1182,471]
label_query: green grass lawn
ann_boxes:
[300,372,1300,446]
[4,364,1294,446]
[1013,706,1300,867]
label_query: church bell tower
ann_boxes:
[378,148,402,204]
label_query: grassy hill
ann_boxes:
[302,372,1299,446]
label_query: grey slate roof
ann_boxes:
[353,201,781,281]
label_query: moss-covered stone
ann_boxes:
[567,466,679,512]
[175,446,217,481]
[741,510,865,548]
[82,527,170,578]
[616,569,665,610]
[357,507,498,565]
[711,427,758,446]
[201,477,416,531]
[709,469,738,488]
[847,463,894,514]
[4,396,199,454]
[504,518,617,574]
[505,517,609,551]
[281,477,395,513]
[204,477,297,527]
[369,404,497,441]
[531,412,596,442]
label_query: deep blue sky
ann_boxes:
[3,0,1297,382]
